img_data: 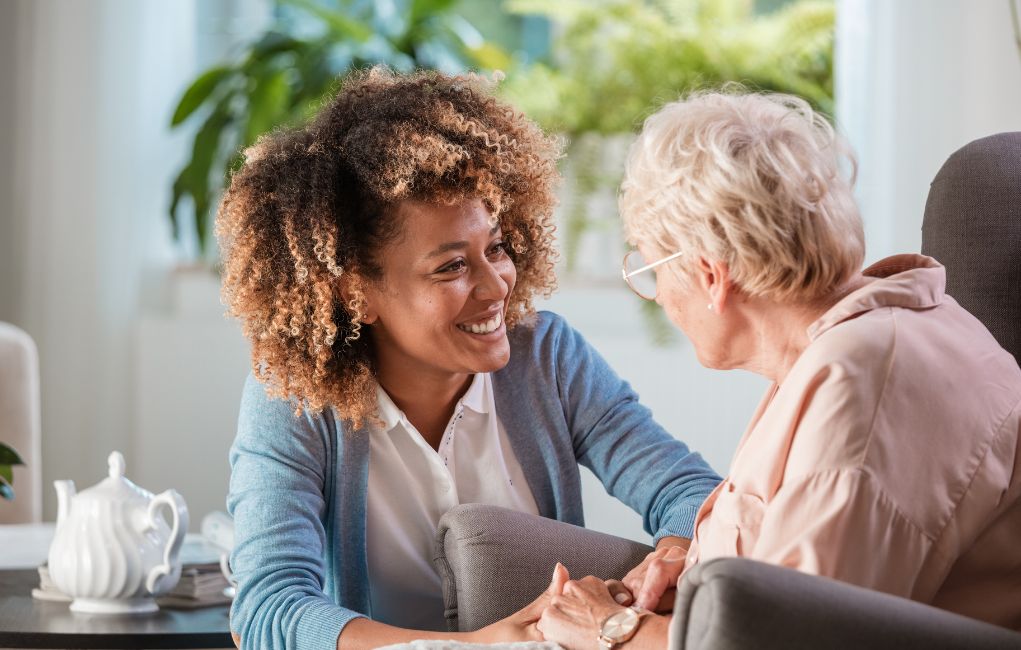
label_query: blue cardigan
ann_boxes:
[227,311,721,649]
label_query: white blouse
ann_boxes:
[365,373,539,630]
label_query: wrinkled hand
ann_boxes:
[536,575,623,650]
[621,538,689,612]
[471,562,570,643]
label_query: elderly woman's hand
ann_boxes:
[536,576,624,650]
[621,537,689,612]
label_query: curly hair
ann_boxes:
[217,67,562,427]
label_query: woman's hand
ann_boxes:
[621,536,690,612]
[536,576,623,650]
[470,562,570,643]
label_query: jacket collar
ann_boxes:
[807,254,946,341]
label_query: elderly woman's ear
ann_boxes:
[695,256,733,314]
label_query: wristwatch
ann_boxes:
[597,606,648,649]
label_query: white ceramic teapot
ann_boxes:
[48,451,189,614]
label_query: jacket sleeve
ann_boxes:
[227,374,364,649]
[551,316,722,540]
[749,468,930,597]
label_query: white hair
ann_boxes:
[620,89,864,303]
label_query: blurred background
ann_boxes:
[0,0,1019,542]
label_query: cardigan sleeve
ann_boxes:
[227,374,364,650]
[549,314,722,540]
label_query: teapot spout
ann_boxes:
[54,480,76,527]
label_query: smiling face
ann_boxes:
[362,198,517,389]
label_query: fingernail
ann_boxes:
[614,593,629,604]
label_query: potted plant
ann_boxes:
[0,443,24,501]
[169,0,511,264]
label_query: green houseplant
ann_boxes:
[0,443,24,501]
[169,0,510,261]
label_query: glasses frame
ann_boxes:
[621,250,684,300]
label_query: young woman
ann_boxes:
[219,68,721,650]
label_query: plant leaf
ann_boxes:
[411,0,458,26]
[283,0,373,41]
[0,443,24,466]
[245,68,291,146]
[0,464,10,484]
[466,43,513,70]
[167,98,232,253]
[171,66,233,126]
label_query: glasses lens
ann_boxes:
[623,251,658,300]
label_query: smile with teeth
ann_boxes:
[457,312,503,335]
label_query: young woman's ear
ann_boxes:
[695,256,733,314]
[335,275,378,324]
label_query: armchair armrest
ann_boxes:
[434,504,653,632]
[671,558,1021,650]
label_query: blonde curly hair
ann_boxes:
[217,67,562,427]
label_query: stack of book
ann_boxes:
[157,561,233,609]
[157,534,234,609]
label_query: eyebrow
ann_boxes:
[424,225,501,259]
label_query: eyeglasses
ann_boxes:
[621,249,684,300]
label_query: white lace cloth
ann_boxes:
[379,642,562,650]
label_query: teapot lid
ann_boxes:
[77,451,154,504]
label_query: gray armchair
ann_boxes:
[435,504,1021,649]
[433,133,1021,649]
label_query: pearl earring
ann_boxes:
[707,303,713,311]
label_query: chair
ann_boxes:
[921,131,1021,364]
[434,133,1021,647]
[434,504,651,632]
[0,322,42,523]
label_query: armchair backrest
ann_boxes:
[921,132,1021,365]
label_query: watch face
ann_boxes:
[601,607,640,641]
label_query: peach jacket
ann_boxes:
[686,254,1021,630]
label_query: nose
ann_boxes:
[471,258,510,302]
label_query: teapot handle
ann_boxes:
[144,489,190,595]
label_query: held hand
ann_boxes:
[622,537,689,612]
[472,562,570,643]
[536,576,622,650]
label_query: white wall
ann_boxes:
[3,0,1020,540]
[837,0,1021,261]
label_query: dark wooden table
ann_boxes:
[0,570,233,649]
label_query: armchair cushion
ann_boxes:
[434,504,652,632]
[670,558,1021,650]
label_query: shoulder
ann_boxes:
[804,308,897,382]
[503,310,573,367]
[235,372,340,458]
[779,313,898,476]
[505,310,569,345]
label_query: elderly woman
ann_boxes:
[537,91,1021,649]
[219,68,721,650]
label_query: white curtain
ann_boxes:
[3,0,197,518]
